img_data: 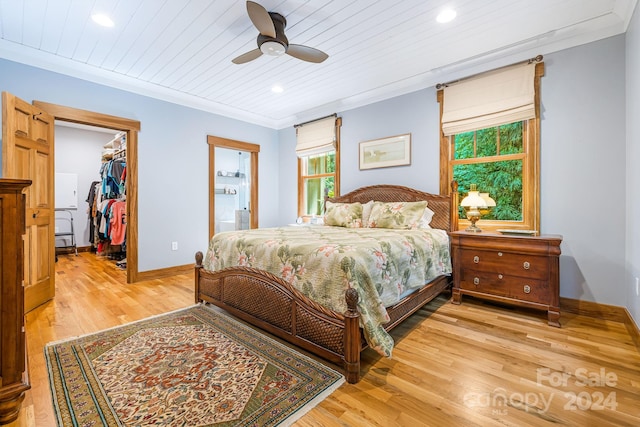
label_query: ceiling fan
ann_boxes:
[232,1,329,64]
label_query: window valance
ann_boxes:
[441,62,536,136]
[295,116,336,157]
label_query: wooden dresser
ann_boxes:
[449,230,562,326]
[0,179,31,424]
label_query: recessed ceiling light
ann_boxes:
[436,9,457,24]
[271,85,284,94]
[91,13,114,28]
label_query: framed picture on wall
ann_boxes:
[359,133,411,170]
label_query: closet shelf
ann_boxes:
[113,148,126,160]
[217,171,245,178]
[104,131,126,149]
[215,189,237,195]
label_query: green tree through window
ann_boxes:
[301,152,335,216]
[453,122,523,221]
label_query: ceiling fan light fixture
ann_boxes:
[260,41,286,56]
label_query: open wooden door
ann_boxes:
[2,92,55,312]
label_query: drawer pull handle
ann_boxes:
[498,252,503,257]
[473,256,480,263]
[523,261,530,270]
[498,274,503,279]
[523,285,531,294]
[473,277,480,285]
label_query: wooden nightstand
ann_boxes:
[449,231,563,327]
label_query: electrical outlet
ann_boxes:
[171,241,178,251]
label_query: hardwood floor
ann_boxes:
[16,253,640,426]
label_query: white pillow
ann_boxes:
[416,206,435,229]
[361,200,375,227]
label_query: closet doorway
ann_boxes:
[207,136,260,238]
[34,101,141,284]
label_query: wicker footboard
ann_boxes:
[195,251,362,383]
[195,252,451,383]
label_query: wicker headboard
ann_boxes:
[327,184,455,231]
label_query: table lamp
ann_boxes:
[460,184,495,232]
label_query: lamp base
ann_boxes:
[464,209,483,232]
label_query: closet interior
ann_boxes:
[86,131,127,269]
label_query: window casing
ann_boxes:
[298,117,341,218]
[438,63,543,232]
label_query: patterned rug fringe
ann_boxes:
[277,378,344,427]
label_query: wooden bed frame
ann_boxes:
[195,184,457,383]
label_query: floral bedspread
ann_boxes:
[203,225,451,357]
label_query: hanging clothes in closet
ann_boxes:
[86,157,127,261]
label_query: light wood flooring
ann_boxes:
[14,253,640,426]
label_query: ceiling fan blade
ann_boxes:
[232,48,263,64]
[286,44,328,63]
[246,1,276,38]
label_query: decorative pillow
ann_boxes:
[367,201,427,229]
[361,200,375,227]
[324,201,363,228]
[416,206,435,229]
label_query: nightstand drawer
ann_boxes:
[460,270,509,297]
[458,249,550,280]
[460,270,550,304]
[508,278,550,304]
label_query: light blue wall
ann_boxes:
[0,59,280,271]
[341,90,441,194]
[277,89,441,224]
[626,5,640,326]
[279,35,629,310]
[542,36,626,307]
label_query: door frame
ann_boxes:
[207,135,260,239]
[33,101,141,283]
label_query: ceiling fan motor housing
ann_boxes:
[257,12,288,54]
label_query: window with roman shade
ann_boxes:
[295,115,337,157]
[438,59,543,232]
[296,116,341,218]
[441,62,536,136]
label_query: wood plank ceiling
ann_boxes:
[0,0,636,128]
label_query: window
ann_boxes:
[299,152,336,216]
[438,61,543,231]
[296,117,341,218]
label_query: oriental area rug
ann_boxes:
[45,304,344,426]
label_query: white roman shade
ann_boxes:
[295,116,336,157]
[441,62,536,136]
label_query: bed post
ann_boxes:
[343,288,361,383]
[195,251,203,304]
[450,180,459,232]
